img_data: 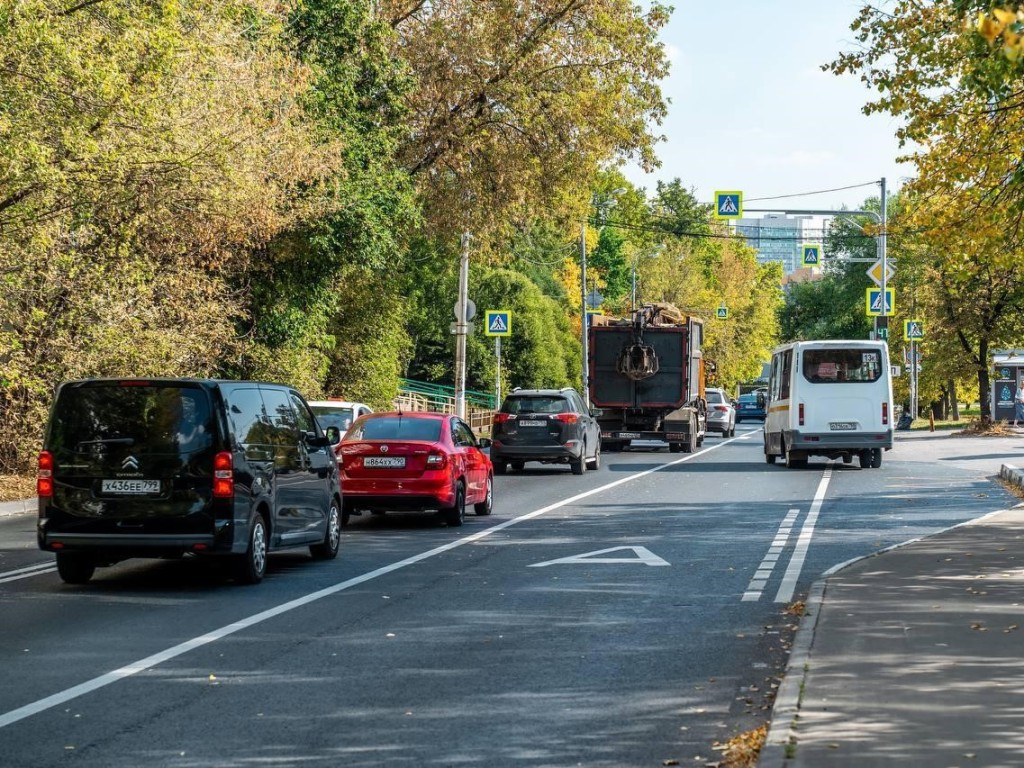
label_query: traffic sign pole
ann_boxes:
[495,336,502,406]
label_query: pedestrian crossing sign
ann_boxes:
[713,190,743,219]
[865,287,895,316]
[715,305,728,319]
[485,310,512,337]
[801,244,821,267]
[903,319,924,341]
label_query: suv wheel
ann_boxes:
[587,443,601,471]
[56,552,96,585]
[571,444,586,475]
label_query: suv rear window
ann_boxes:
[706,391,726,404]
[501,396,570,415]
[347,416,442,442]
[49,384,215,456]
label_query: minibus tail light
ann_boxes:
[37,451,54,498]
[882,401,889,426]
[798,403,805,427]
[213,452,234,498]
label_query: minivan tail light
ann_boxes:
[798,403,805,426]
[37,451,54,498]
[552,413,579,424]
[426,452,447,469]
[882,401,889,426]
[213,451,234,498]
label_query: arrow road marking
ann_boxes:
[529,546,669,568]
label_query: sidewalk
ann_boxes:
[760,430,1024,767]
[0,497,34,517]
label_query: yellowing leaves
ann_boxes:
[974,6,1024,58]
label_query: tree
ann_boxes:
[380,0,670,238]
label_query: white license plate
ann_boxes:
[618,432,641,439]
[518,420,546,427]
[363,456,406,468]
[101,479,160,495]
[830,422,857,431]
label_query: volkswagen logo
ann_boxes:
[380,445,389,453]
[122,455,139,470]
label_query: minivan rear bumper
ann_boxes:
[786,429,893,452]
[38,518,234,557]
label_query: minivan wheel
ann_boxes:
[310,500,342,560]
[56,552,95,585]
[474,475,493,516]
[493,460,507,476]
[233,515,268,585]
[445,482,466,527]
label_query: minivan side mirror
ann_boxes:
[477,437,492,450]
[305,427,341,448]
[324,426,341,446]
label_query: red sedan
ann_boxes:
[339,412,493,527]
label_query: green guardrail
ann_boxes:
[398,378,497,410]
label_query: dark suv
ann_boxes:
[37,379,343,585]
[489,388,601,475]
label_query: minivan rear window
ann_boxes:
[802,349,883,383]
[347,416,442,442]
[49,384,215,456]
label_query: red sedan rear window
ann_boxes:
[347,416,442,442]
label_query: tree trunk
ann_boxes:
[949,379,960,420]
[978,339,991,422]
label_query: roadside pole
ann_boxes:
[580,222,589,407]
[495,336,502,406]
[454,232,470,419]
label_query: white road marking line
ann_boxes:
[0,562,57,584]
[775,466,834,603]
[0,439,731,730]
[742,508,801,602]
[529,545,669,567]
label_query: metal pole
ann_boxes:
[495,336,502,406]
[879,177,888,336]
[631,261,637,312]
[455,232,470,419]
[580,222,589,406]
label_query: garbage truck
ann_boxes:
[588,303,708,453]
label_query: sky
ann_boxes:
[622,0,917,213]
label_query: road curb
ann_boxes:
[758,580,825,768]
[0,497,34,517]
[999,463,1024,490]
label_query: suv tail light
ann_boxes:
[713,405,728,412]
[426,452,448,469]
[213,451,234,498]
[552,413,579,424]
[492,413,513,425]
[37,451,54,498]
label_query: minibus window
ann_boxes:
[802,349,882,383]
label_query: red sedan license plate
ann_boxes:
[363,456,406,468]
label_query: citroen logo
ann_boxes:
[380,445,389,453]
[122,455,139,470]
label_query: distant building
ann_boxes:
[733,213,816,275]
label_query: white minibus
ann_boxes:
[764,340,893,469]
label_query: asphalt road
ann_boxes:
[0,426,1016,767]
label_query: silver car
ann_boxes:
[705,388,736,437]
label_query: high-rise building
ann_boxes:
[733,213,815,275]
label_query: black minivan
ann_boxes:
[37,379,343,585]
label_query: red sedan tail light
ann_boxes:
[552,413,578,424]
[426,452,448,469]
[37,451,54,498]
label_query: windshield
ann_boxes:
[49,384,215,457]
[802,349,883,383]
[346,416,442,442]
[310,406,355,432]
